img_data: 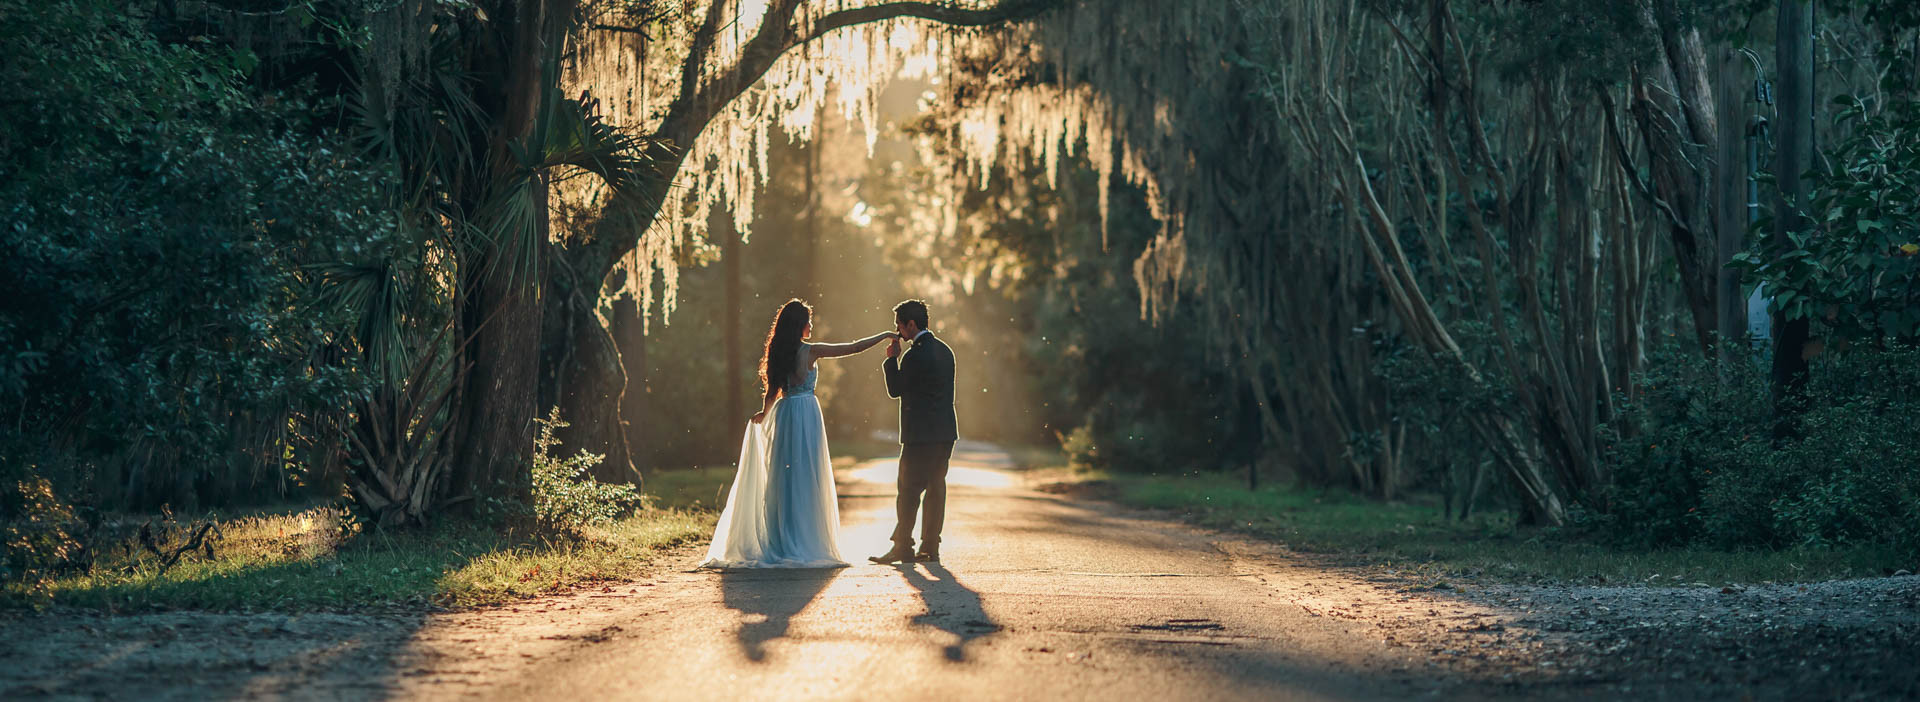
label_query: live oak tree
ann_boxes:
[536,0,1060,486]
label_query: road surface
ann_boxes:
[393,445,1519,701]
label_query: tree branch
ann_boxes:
[656,0,1060,149]
[796,0,1060,45]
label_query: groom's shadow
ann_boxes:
[896,562,998,662]
[720,568,841,662]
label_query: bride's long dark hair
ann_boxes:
[759,299,811,405]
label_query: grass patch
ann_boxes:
[5,468,734,612]
[643,465,741,511]
[435,509,713,606]
[1056,469,1910,586]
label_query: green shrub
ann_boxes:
[527,408,646,535]
[1601,344,1920,551]
[0,0,394,510]
[1061,425,1101,472]
[1731,93,1920,341]
[0,470,87,583]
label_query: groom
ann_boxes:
[870,299,958,564]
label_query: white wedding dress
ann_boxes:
[700,344,847,569]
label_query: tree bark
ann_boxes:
[611,292,649,474]
[452,235,545,495]
[1632,5,1721,355]
[1713,46,1749,359]
[449,0,559,499]
[722,212,744,428]
[554,277,636,482]
[802,140,819,298]
[1771,0,1816,414]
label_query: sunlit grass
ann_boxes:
[1045,467,1908,586]
[6,468,734,612]
[437,510,713,606]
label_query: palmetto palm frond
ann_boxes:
[346,20,489,225]
[532,92,658,196]
[308,254,420,385]
[479,35,664,285]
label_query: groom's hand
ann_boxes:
[885,338,901,359]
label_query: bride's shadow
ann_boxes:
[897,562,997,662]
[719,568,842,662]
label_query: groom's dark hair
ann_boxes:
[893,299,930,331]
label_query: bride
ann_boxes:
[700,299,895,569]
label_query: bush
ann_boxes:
[1601,344,1920,551]
[0,470,87,583]
[0,0,393,510]
[1731,93,1920,341]
[527,408,646,535]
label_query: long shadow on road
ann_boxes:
[896,562,998,662]
[719,568,842,662]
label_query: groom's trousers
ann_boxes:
[892,441,955,549]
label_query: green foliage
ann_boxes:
[0,0,396,508]
[1029,267,1250,475]
[1465,0,1657,84]
[0,475,86,583]
[1732,94,1920,341]
[1599,345,1920,551]
[1071,468,1905,584]
[1060,425,1101,473]
[1594,346,1772,546]
[528,408,646,535]
[877,151,1253,474]
[1372,323,1517,513]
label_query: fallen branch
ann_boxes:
[138,520,222,575]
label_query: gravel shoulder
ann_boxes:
[1214,537,1920,700]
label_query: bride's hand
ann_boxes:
[750,410,767,424]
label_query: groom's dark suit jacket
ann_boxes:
[883,331,958,444]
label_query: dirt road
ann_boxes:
[5,445,1915,700]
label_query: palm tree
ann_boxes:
[320,0,657,524]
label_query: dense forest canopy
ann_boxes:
[4,0,1920,576]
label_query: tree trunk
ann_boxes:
[452,238,545,496]
[802,140,819,298]
[1634,6,1721,355]
[611,292,649,475]
[1713,45,1749,359]
[1771,0,1816,415]
[449,0,555,499]
[722,212,744,428]
[553,262,636,482]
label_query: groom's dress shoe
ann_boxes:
[868,546,916,564]
[913,550,939,563]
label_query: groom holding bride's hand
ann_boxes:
[870,299,958,565]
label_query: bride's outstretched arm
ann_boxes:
[807,331,896,359]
